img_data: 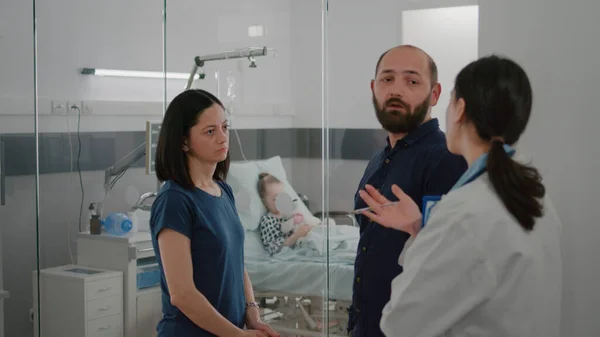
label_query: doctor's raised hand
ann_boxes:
[359,184,422,237]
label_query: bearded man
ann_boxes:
[347,45,467,337]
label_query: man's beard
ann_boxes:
[373,92,431,134]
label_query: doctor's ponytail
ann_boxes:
[487,140,545,231]
[454,55,545,231]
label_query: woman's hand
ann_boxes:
[359,184,422,236]
[245,307,280,337]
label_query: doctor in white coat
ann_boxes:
[358,55,562,337]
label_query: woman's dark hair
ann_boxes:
[257,173,281,201]
[155,89,229,189]
[454,55,545,231]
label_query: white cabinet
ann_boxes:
[32,265,123,337]
[77,232,163,337]
[136,289,163,337]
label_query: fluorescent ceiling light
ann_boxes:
[248,25,265,37]
[81,68,199,80]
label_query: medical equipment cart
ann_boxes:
[77,231,162,337]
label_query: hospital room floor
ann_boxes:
[260,297,349,337]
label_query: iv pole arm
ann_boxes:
[104,142,146,191]
[185,46,268,90]
[104,47,269,191]
[194,46,268,63]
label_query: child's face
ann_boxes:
[264,182,284,214]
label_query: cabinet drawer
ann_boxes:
[135,241,155,259]
[87,314,123,337]
[86,278,121,301]
[87,295,122,321]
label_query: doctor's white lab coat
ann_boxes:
[380,173,562,337]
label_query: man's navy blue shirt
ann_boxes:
[348,119,467,337]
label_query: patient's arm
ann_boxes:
[158,229,245,336]
[284,224,311,246]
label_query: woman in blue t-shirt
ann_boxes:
[150,89,279,337]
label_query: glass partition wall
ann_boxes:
[325,1,479,337]
[0,0,481,336]
[33,1,167,337]
[0,1,39,337]
[18,0,335,337]
[0,0,485,335]
[166,1,336,336]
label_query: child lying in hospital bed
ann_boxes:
[257,172,316,255]
[256,172,358,258]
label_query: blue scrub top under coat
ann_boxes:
[450,144,515,191]
[150,180,246,337]
[421,144,516,227]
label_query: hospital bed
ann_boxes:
[227,156,359,336]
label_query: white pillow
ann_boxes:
[243,230,269,259]
[227,156,318,231]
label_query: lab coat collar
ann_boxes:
[451,144,516,191]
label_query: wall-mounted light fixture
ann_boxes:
[248,25,265,37]
[80,68,200,80]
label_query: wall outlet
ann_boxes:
[51,100,67,115]
[67,101,83,115]
[29,308,34,323]
[82,102,93,114]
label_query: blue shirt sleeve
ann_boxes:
[218,180,239,211]
[150,190,195,240]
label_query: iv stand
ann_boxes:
[101,46,270,207]
[185,47,268,90]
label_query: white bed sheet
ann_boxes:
[244,225,358,302]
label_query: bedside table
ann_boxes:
[33,264,123,337]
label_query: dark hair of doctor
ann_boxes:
[155,89,230,188]
[454,55,545,231]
